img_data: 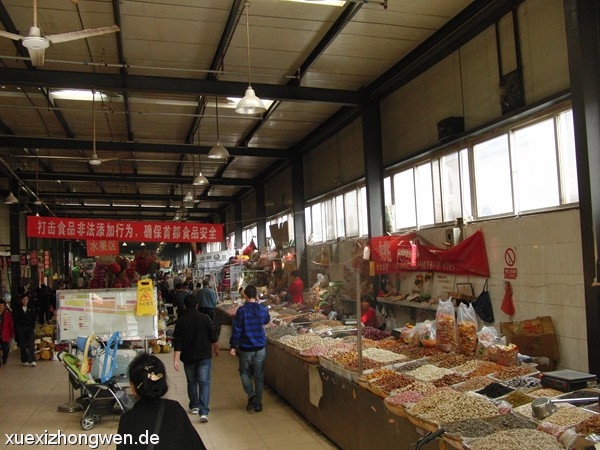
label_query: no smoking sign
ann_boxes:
[504,247,517,279]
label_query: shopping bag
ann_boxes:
[472,279,495,323]
[136,279,157,316]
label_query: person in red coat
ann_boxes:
[0,299,15,366]
[287,270,305,304]
[360,294,378,328]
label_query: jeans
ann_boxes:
[238,347,266,404]
[0,340,9,364]
[16,327,35,363]
[183,358,212,415]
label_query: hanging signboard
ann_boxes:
[87,240,120,256]
[370,230,490,277]
[27,216,223,243]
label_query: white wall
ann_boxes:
[414,209,587,371]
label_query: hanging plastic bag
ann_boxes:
[436,297,457,352]
[501,281,515,315]
[457,303,478,356]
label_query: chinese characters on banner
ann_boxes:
[370,230,490,277]
[27,216,224,243]
[87,240,120,256]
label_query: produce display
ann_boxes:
[218,297,599,450]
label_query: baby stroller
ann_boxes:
[58,332,134,430]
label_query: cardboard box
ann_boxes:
[500,316,559,370]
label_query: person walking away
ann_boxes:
[117,352,207,450]
[174,282,189,317]
[13,293,36,366]
[198,280,218,320]
[0,300,15,366]
[286,269,305,304]
[229,284,270,412]
[37,284,51,325]
[173,295,219,423]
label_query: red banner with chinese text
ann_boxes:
[86,240,120,256]
[27,216,223,243]
[370,230,490,277]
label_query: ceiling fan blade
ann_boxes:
[27,47,45,66]
[46,25,119,44]
[0,29,23,41]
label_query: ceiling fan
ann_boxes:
[0,0,120,67]
[89,91,121,166]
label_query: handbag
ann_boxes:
[472,280,495,323]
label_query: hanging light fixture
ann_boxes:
[4,191,18,204]
[235,1,266,115]
[89,90,102,166]
[183,190,194,203]
[33,149,42,205]
[140,242,146,247]
[122,242,127,247]
[193,150,209,186]
[208,96,230,159]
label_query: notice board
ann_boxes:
[57,287,158,341]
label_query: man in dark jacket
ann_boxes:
[173,295,219,423]
[13,293,37,366]
[229,285,270,412]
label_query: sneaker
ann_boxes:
[199,415,208,423]
[246,394,256,411]
[30,362,36,367]
[254,403,262,412]
[22,362,29,366]
[189,408,199,415]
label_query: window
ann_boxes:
[345,190,359,237]
[311,203,323,243]
[358,186,368,236]
[335,195,345,238]
[440,152,462,221]
[473,135,513,217]
[393,169,416,230]
[512,119,559,211]
[557,110,578,204]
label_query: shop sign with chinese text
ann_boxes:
[27,216,223,243]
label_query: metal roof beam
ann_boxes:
[19,171,256,187]
[0,69,361,105]
[36,191,234,203]
[0,136,290,158]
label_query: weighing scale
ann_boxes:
[540,369,597,392]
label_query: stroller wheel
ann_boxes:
[92,414,102,423]
[80,416,95,430]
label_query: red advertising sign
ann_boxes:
[87,240,120,256]
[504,267,517,279]
[370,230,490,277]
[27,216,223,243]
[30,251,38,266]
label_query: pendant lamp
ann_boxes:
[236,2,266,115]
[193,151,209,186]
[208,96,230,159]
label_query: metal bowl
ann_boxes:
[531,397,558,420]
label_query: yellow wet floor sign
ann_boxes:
[136,279,157,316]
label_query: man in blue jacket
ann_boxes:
[173,295,219,423]
[229,284,270,412]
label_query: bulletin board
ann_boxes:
[56,287,158,342]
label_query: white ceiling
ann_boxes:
[0,0,507,222]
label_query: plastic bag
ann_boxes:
[418,319,437,348]
[399,323,415,344]
[435,297,457,352]
[457,303,478,356]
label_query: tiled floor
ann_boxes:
[0,349,339,450]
